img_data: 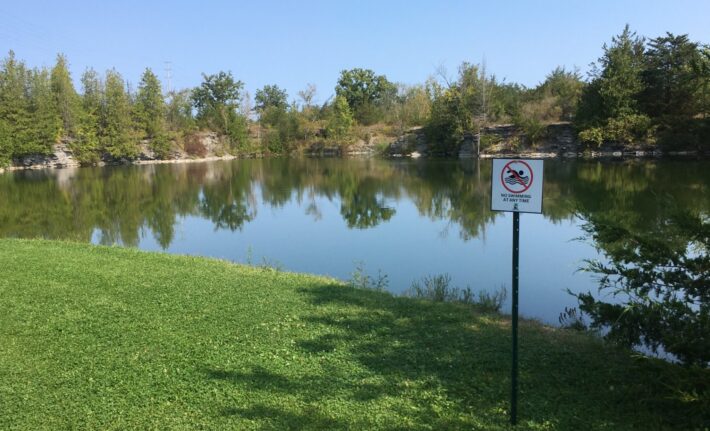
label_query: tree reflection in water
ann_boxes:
[0,159,707,257]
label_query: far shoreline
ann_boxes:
[2,142,709,175]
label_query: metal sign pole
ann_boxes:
[491,158,543,426]
[511,211,520,425]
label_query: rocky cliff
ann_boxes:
[3,132,236,172]
[385,123,674,159]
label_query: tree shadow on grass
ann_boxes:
[204,283,707,430]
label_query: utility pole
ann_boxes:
[164,61,172,95]
[478,58,488,158]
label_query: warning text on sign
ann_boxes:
[499,193,532,203]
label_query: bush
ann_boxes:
[348,261,389,292]
[578,114,656,147]
[263,127,284,154]
[226,114,249,153]
[150,134,171,159]
[407,274,459,302]
[515,116,547,144]
[326,95,354,144]
[405,274,507,313]
[479,133,502,150]
[604,113,655,144]
[578,127,605,146]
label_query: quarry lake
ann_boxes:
[2,157,707,324]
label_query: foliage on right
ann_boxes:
[575,207,709,367]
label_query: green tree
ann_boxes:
[457,62,485,125]
[486,82,525,124]
[425,85,464,154]
[192,71,247,149]
[134,68,168,157]
[50,54,82,137]
[697,46,710,119]
[508,67,583,144]
[535,67,584,121]
[166,89,195,132]
[326,95,354,143]
[255,84,288,113]
[134,68,165,138]
[192,71,242,131]
[335,68,395,124]
[0,51,31,158]
[388,84,431,131]
[71,68,102,163]
[100,69,136,159]
[641,33,704,123]
[598,25,646,119]
[26,68,61,155]
[578,25,646,125]
[255,85,287,125]
[576,26,653,145]
[424,64,488,153]
[254,85,299,154]
[0,117,11,165]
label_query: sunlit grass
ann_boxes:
[0,239,705,430]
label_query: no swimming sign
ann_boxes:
[491,159,544,214]
[489,157,544,424]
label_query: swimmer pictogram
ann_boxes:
[501,160,534,193]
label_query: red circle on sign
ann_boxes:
[501,160,534,193]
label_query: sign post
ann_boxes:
[490,158,543,425]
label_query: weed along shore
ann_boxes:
[0,239,706,430]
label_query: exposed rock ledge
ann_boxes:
[2,132,240,173]
[9,141,81,170]
[2,125,706,175]
[385,123,706,159]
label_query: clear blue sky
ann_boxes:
[1,0,709,103]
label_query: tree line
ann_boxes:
[1,25,709,166]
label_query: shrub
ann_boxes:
[475,287,507,313]
[150,134,171,159]
[405,274,507,313]
[407,274,459,302]
[578,127,605,147]
[604,113,655,144]
[348,261,389,292]
[263,127,284,154]
[479,133,502,150]
[578,114,656,147]
[515,116,547,144]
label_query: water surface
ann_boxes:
[2,158,707,324]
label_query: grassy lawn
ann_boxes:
[0,239,706,430]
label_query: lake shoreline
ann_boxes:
[3,147,709,175]
[0,153,240,174]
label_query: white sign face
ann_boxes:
[491,159,544,213]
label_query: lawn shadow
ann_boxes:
[204,282,707,430]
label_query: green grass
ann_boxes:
[0,239,706,430]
